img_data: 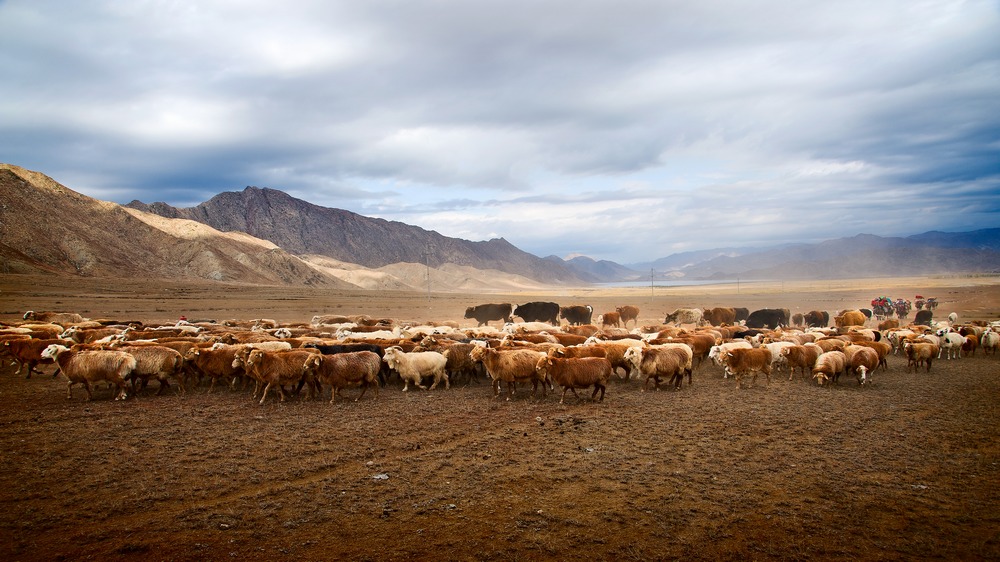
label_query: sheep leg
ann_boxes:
[559,387,568,404]
[593,384,606,402]
[355,384,368,402]
[82,381,93,401]
[66,380,76,400]
[259,382,272,405]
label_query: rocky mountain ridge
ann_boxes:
[127,187,586,284]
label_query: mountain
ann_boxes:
[561,255,646,283]
[638,231,1000,281]
[128,187,585,285]
[0,164,346,286]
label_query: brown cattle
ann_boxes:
[834,310,867,329]
[702,307,736,326]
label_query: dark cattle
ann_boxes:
[804,310,829,328]
[513,301,560,324]
[745,308,789,329]
[734,308,750,323]
[560,305,594,326]
[914,309,933,326]
[464,303,513,327]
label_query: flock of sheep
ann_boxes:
[2,306,998,404]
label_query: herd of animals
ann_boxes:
[2,301,998,404]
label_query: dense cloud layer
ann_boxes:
[2,0,998,263]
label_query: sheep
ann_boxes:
[903,342,938,373]
[780,344,823,381]
[41,344,134,400]
[936,330,966,360]
[441,343,483,386]
[843,340,891,372]
[623,346,691,391]
[469,346,547,400]
[708,341,753,378]
[305,351,382,403]
[118,345,186,396]
[236,349,320,405]
[184,346,245,392]
[583,337,644,378]
[812,351,847,386]
[843,345,879,385]
[598,311,622,329]
[616,305,640,328]
[4,337,68,378]
[722,347,772,389]
[23,311,87,325]
[961,333,979,357]
[535,356,613,403]
[60,326,123,344]
[980,330,999,356]
[814,338,848,353]
[382,347,449,391]
[759,341,796,375]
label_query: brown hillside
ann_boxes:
[0,164,350,287]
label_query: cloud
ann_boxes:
[1,0,998,263]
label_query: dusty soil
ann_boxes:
[1,274,999,561]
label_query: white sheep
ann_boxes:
[383,347,448,391]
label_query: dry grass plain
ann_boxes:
[1,274,999,561]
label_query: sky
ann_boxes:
[2,1,999,265]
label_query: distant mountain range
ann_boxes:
[127,186,587,284]
[3,163,999,288]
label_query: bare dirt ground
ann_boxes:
[1,274,999,561]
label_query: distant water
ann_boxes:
[596,279,760,288]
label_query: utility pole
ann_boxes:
[422,245,435,310]
[650,268,655,305]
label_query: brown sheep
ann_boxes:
[469,346,547,400]
[722,347,772,389]
[844,346,879,385]
[184,346,245,392]
[237,349,319,405]
[4,337,68,378]
[118,345,186,396]
[441,343,483,385]
[305,351,381,403]
[904,342,938,373]
[599,311,622,329]
[780,344,823,381]
[22,311,87,325]
[535,356,613,403]
[616,305,640,328]
[845,340,892,372]
[41,344,134,401]
[624,346,691,391]
[549,346,608,360]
